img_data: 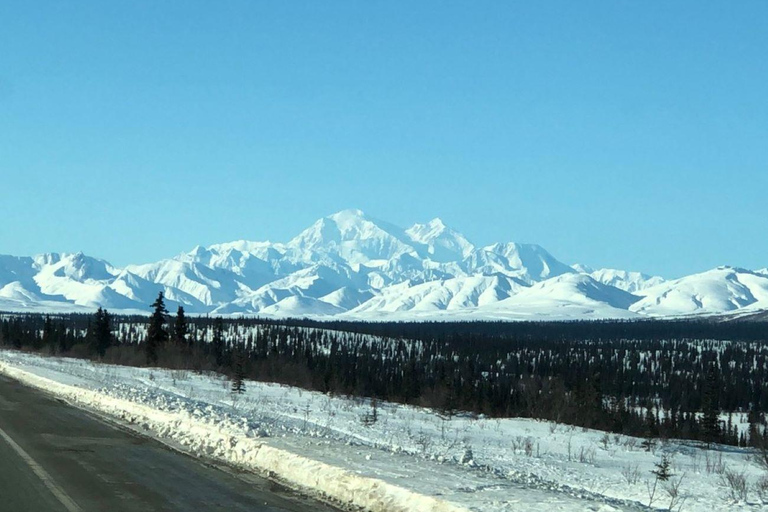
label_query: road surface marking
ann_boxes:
[0,424,83,512]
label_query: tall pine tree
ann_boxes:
[231,346,246,394]
[174,306,188,347]
[42,316,54,352]
[92,308,112,357]
[701,363,721,444]
[212,317,225,367]
[146,292,168,365]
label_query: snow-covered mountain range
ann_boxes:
[2,209,767,320]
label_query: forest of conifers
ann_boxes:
[1,306,767,447]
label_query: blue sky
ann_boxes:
[1,2,766,278]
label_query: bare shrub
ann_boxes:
[623,437,638,451]
[704,450,726,475]
[751,443,768,472]
[664,474,687,511]
[645,477,659,508]
[720,469,748,502]
[67,343,92,359]
[578,446,596,464]
[755,474,768,503]
[171,369,189,383]
[621,463,641,485]
[510,435,534,455]
[690,452,700,474]
[103,345,145,367]
[523,437,534,457]
[413,432,431,454]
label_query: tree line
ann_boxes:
[1,297,767,446]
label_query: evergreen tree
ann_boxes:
[231,347,246,394]
[91,308,112,357]
[701,364,721,444]
[42,316,54,351]
[146,292,169,364]
[212,317,225,367]
[174,306,188,347]
[651,453,674,482]
[644,403,659,438]
[58,322,69,353]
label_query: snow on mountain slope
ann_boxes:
[0,281,42,302]
[466,242,575,284]
[287,209,419,268]
[214,263,366,314]
[319,287,373,310]
[32,253,136,308]
[405,218,475,262]
[125,259,245,307]
[630,266,768,316]
[260,296,346,317]
[571,266,665,293]
[483,274,640,319]
[348,275,524,315]
[0,210,765,319]
[0,255,42,295]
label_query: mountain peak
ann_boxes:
[287,209,417,265]
[406,217,458,238]
[328,208,367,222]
[406,218,474,261]
[2,209,765,320]
[427,217,446,229]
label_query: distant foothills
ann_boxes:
[1,209,767,319]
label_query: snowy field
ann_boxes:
[1,350,766,512]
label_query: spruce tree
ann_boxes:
[42,316,53,348]
[58,323,68,353]
[146,292,169,365]
[174,306,188,347]
[701,364,721,444]
[212,317,225,367]
[644,403,659,439]
[231,347,246,394]
[651,453,673,481]
[93,308,112,357]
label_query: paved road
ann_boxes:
[0,374,338,512]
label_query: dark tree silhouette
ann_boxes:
[231,348,246,394]
[701,364,721,444]
[146,293,168,364]
[174,306,188,347]
[212,317,225,367]
[1,313,767,445]
[91,307,112,357]
[651,453,674,481]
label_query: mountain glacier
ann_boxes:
[1,209,766,320]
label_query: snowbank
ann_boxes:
[2,350,765,511]
[0,360,468,512]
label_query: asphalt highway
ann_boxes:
[0,374,337,512]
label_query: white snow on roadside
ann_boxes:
[0,350,765,511]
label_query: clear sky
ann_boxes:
[1,2,766,278]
